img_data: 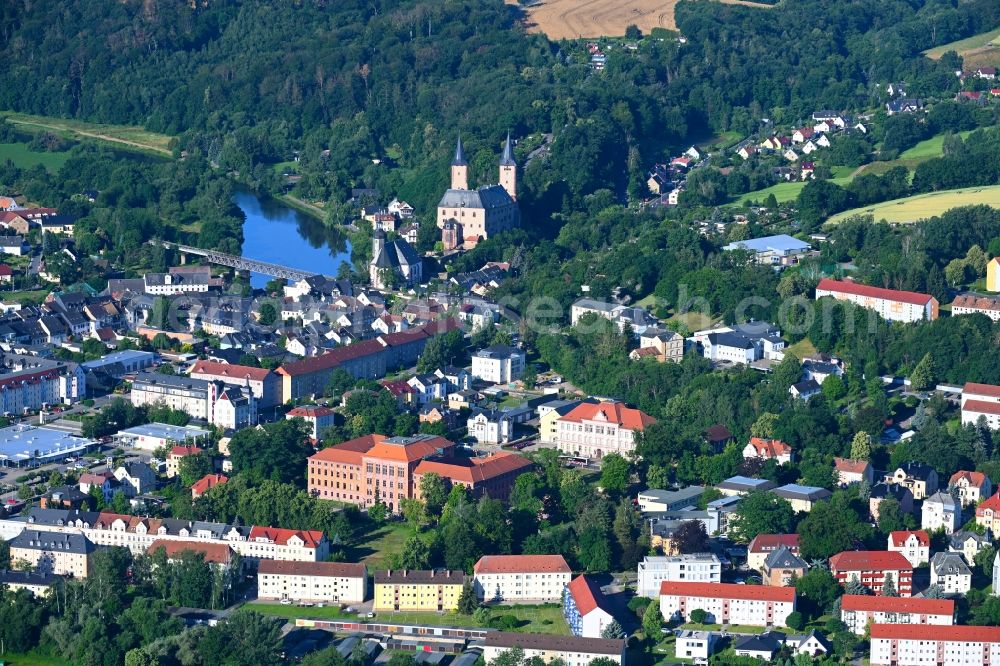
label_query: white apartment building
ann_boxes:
[921,491,961,534]
[870,624,1000,666]
[950,294,1000,321]
[257,560,367,604]
[961,382,1000,428]
[564,575,615,639]
[887,531,930,568]
[190,360,282,408]
[143,271,210,295]
[948,470,993,507]
[637,554,721,598]
[555,400,656,461]
[930,552,972,595]
[674,631,718,665]
[0,508,329,563]
[9,530,94,578]
[470,345,525,384]
[815,278,938,323]
[841,595,954,635]
[472,554,571,603]
[130,372,257,430]
[659,582,796,628]
[482,632,624,666]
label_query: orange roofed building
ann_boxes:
[742,437,793,465]
[554,400,656,461]
[191,473,229,499]
[307,434,532,512]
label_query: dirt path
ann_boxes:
[6,117,172,156]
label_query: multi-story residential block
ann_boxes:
[815,278,938,322]
[834,457,874,486]
[747,534,800,572]
[0,353,81,412]
[563,575,615,638]
[9,530,94,578]
[472,555,571,603]
[373,569,465,612]
[470,345,525,384]
[948,470,993,506]
[166,445,200,479]
[829,551,913,596]
[257,561,367,604]
[554,400,656,461]
[0,570,61,596]
[307,434,531,511]
[692,323,786,365]
[869,624,1000,666]
[482,632,625,666]
[130,372,256,430]
[949,530,991,564]
[962,382,1000,428]
[286,405,337,440]
[631,328,685,363]
[840,595,954,635]
[0,508,328,563]
[659,581,796,628]
[146,540,235,569]
[921,491,960,534]
[885,462,939,501]
[930,552,972,594]
[870,483,914,520]
[742,437,793,465]
[951,294,1000,321]
[976,492,1000,533]
[190,360,282,408]
[636,554,721,597]
[888,530,931,568]
[762,546,807,587]
[143,271,210,295]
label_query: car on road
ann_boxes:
[280,599,293,606]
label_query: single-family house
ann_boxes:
[888,530,931,568]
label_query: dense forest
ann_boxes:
[2,0,998,222]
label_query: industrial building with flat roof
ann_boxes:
[114,423,212,451]
[0,425,96,467]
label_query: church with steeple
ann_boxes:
[436,134,520,251]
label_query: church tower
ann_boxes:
[499,132,517,200]
[451,135,469,191]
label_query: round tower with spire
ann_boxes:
[451,135,469,191]
[499,132,517,201]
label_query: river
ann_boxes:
[234,190,352,288]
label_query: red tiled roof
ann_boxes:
[870,624,1000,641]
[963,399,1000,416]
[248,526,324,548]
[309,435,383,465]
[834,457,870,474]
[659,581,795,602]
[258,560,366,578]
[287,405,335,418]
[0,368,60,390]
[829,550,912,572]
[977,492,1000,515]
[558,401,656,431]
[888,530,929,548]
[567,575,607,615]
[746,437,792,458]
[842,595,952,615]
[277,339,385,377]
[147,539,233,564]
[950,470,989,488]
[170,445,200,457]
[191,474,228,496]
[964,382,1000,398]
[0,265,12,277]
[952,295,1000,312]
[190,360,272,383]
[816,278,933,307]
[474,555,571,575]
[414,451,533,485]
[381,379,414,397]
[367,435,452,462]
[748,534,800,554]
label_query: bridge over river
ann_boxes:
[149,240,325,281]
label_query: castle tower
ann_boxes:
[499,132,517,200]
[451,135,469,191]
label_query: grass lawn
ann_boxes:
[277,193,325,220]
[898,130,974,160]
[826,184,1000,225]
[652,635,694,664]
[681,622,768,634]
[250,602,349,621]
[695,131,742,153]
[784,338,817,359]
[2,111,173,156]
[0,142,73,172]
[0,651,72,666]
[348,521,414,568]
[6,290,50,305]
[923,27,1000,59]
[377,605,569,634]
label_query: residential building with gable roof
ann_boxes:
[191,473,228,499]
[951,293,1000,321]
[564,574,615,638]
[189,359,281,408]
[659,581,796,627]
[636,554,721,597]
[742,437,792,465]
[10,530,94,578]
[840,595,954,635]
[482,632,624,666]
[748,534,800,572]
[258,560,367,604]
[885,462,939,500]
[473,554,571,603]
[762,546,807,587]
[962,382,1000,428]
[870,624,1000,666]
[870,482,914,520]
[286,405,337,440]
[887,530,930,568]
[554,400,656,460]
[815,278,938,322]
[930,551,972,594]
[950,530,992,564]
[949,470,993,506]
[922,491,961,534]
[834,457,874,486]
[373,569,465,611]
[829,550,913,596]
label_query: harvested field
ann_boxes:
[506,0,775,40]
[826,185,1000,225]
[923,27,1000,70]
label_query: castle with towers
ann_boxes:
[436,134,520,251]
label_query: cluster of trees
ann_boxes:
[83,397,191,439]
